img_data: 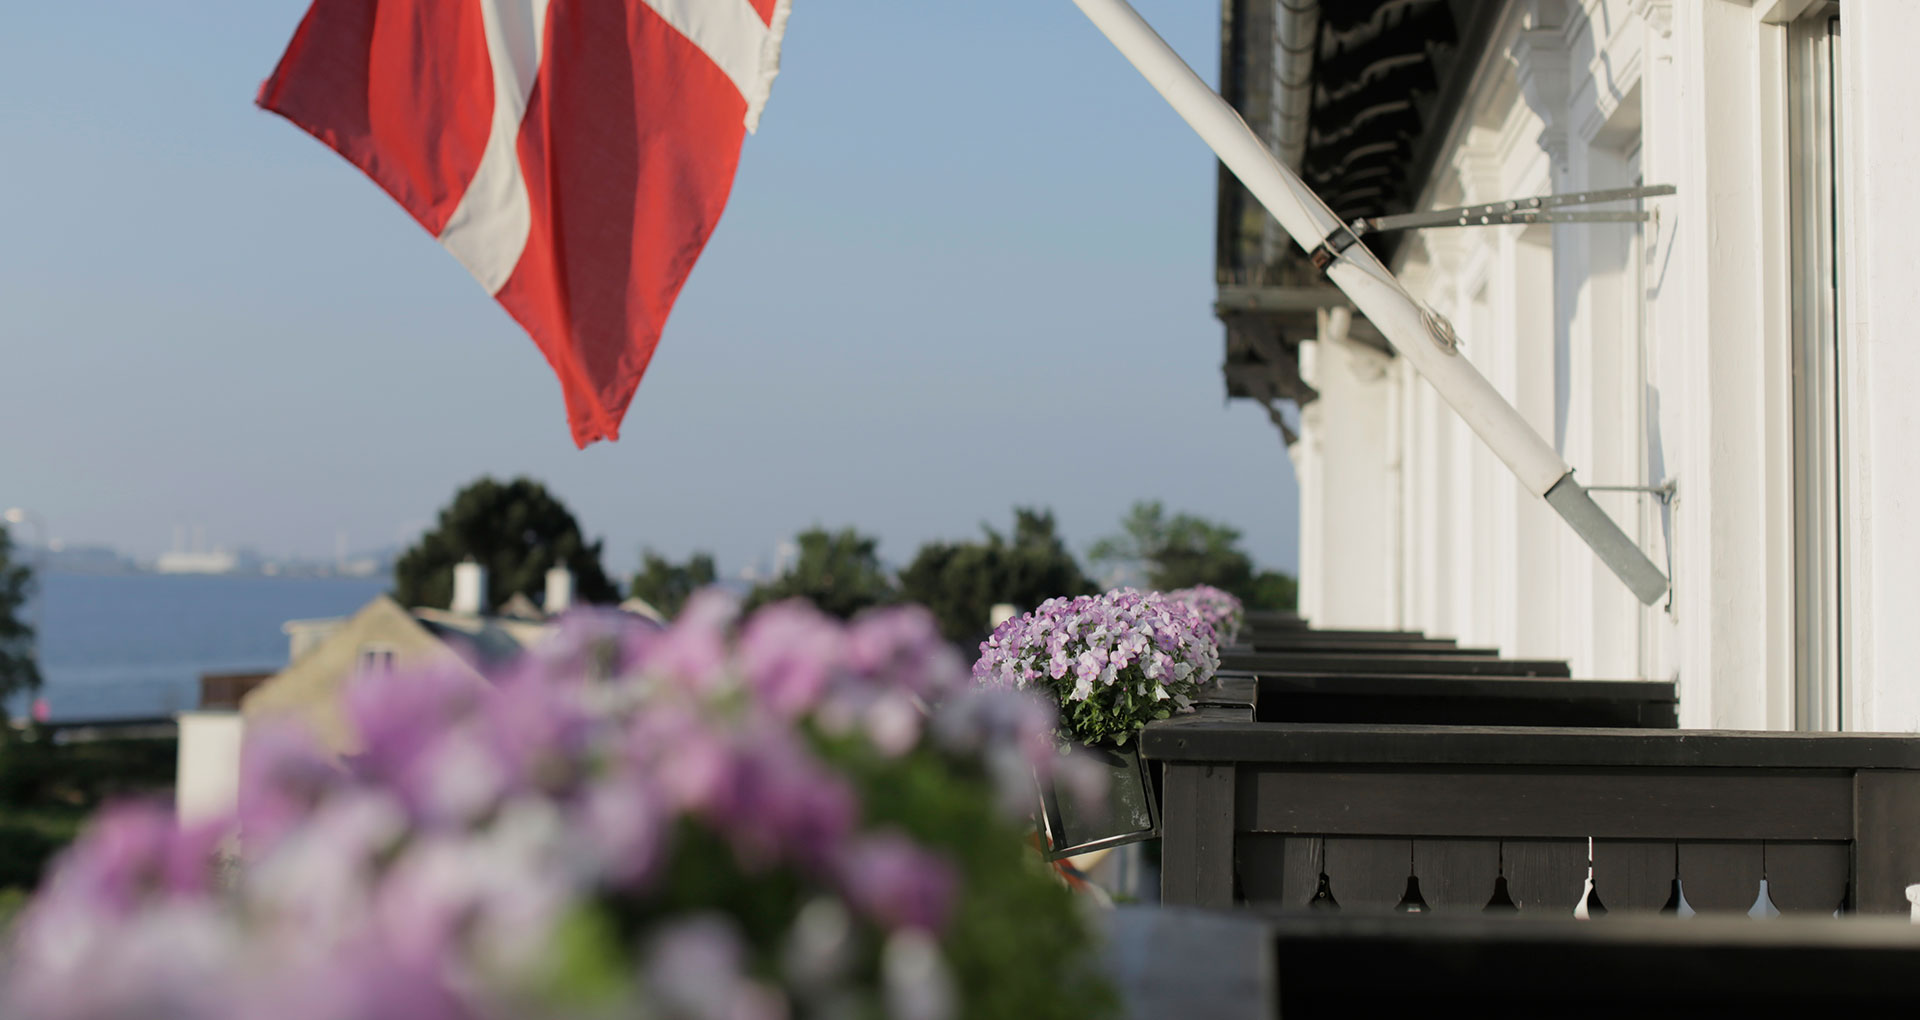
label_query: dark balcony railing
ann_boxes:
[1146,710,1920,916]
[1223,649,1573,677]
[1148,614,1920,918]
[1234,633,1475,654]
[1230,670,1678,728]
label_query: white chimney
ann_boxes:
[451,561,486,615]
[545,566,575,615]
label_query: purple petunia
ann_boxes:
[1168,585,1245,645]
[836,832,958,933]
[974,588,1220,746]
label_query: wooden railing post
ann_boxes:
[1852,770,1920,913]
[1161,762,1236,908]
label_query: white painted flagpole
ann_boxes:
[1069,0,1668,606]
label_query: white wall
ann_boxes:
[1839,0,1920,732]
[176,711,244,824]
[1291,0,1904,728]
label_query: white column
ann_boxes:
[1289,364,1324,625]
[1511,226,1566,658]
[1651,0,1794,727]
[1294,334,1397,629]
[1638,0,1684,693]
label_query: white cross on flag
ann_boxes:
[260,0,790,447]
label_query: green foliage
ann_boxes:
[394,476,619,612]
[0,737,175,895]
[0,811,74,890]
[745,527,895,620]
[1250,569,1298,612]
[820,735,1118,1020]
[0,736,176,806]
[628,549,717,619]
[897,508,1093,646]
[1063,681,1180,748]
[0,886,25,933]
[1090,500,1298,610]
[530,906,633,1012]
[0,524,40,709]
[538,736,1117,1019]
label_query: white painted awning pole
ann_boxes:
[1069,0,1668,606]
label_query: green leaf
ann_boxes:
[533,906,633,1008]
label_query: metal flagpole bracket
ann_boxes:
[1585,480,1678,506]
[1350,185,1677,238]
[1309,223,1364,271]
[1543,475,1670,606]
[1581,479,1680,612]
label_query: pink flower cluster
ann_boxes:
[2,593,1071,1020]
[1169,585,1244,645]
[972,588,1220,747]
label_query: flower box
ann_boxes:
[975,588,1222,858]
[1036,741,1161,861]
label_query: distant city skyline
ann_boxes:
[1,1,1302,586]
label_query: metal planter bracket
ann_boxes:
[1037,742,1162,862]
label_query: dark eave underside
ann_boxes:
[1216,0,1500,411]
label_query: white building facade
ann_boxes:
[1264,0,1920,731]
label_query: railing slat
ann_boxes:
[1413,838,1501,914]
[1676,842,1766,913]
[1322,837,1413,911]
[1501,839,1587,915]
[1766,842,1851,914]
[1593,839,1675,912]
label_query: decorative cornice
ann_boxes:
[1511,26,1572,177]
[1634,0,1673,38]
[1450,127,1506,205]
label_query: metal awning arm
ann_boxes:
[1069,0,1672,607]
[1351,184,1677,237]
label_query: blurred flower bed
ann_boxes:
[1,594,1115,1020]
[1169,586,1243,647]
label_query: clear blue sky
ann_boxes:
[0,0,1301,580]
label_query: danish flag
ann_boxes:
[260,0,791,446]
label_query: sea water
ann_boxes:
[9,572,387,723]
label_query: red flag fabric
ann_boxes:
[259,0,790,446]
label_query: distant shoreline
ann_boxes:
[40,566,395,582]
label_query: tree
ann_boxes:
[0,525,39,713]
[1089,500,1297,610]
[898,508,1093,645]
[394,477,619,612]
[1249,569,1298,613]
[745,527,895,620]
[629,549,717,619]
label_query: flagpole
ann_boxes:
[1068,0,1669,607]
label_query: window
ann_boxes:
[356,644,398,676]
